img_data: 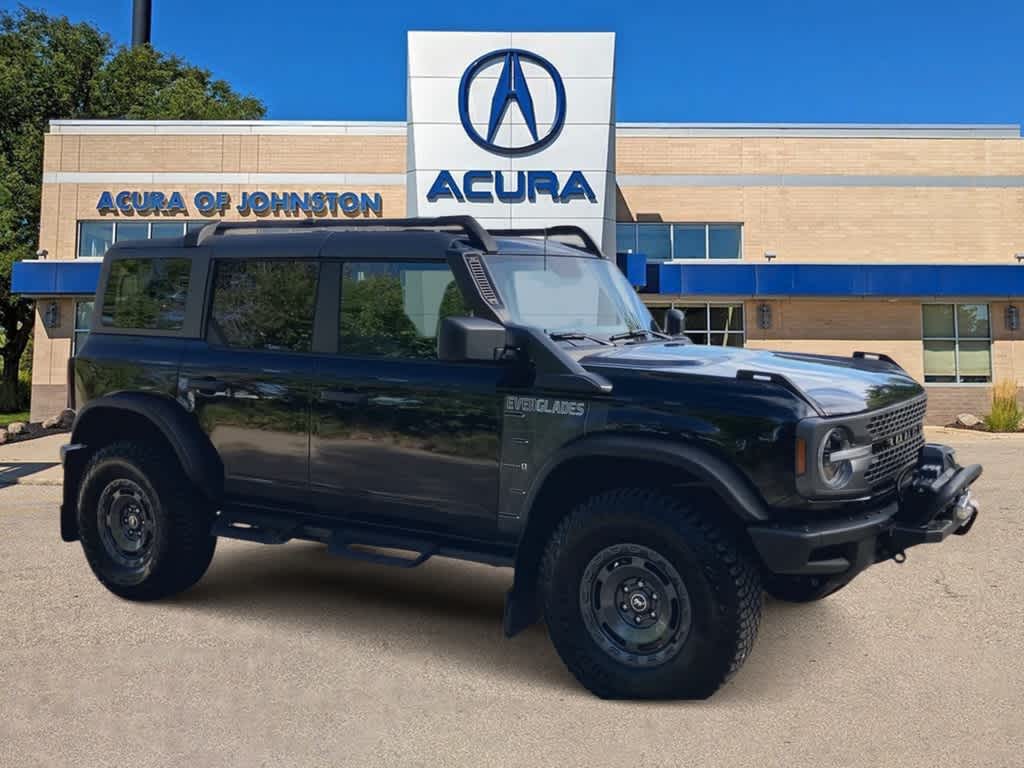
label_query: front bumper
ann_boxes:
[749,443,980,579]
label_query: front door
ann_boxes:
[311,259,504,538]
[180,257,319,509]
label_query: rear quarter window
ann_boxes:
[101,257,191,331]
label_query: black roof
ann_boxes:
[105,217,600,260]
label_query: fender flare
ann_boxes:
[502,433,770,636]
[71,392,224,502]
[522,433,770,527]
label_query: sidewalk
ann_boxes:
[0,433,65,486]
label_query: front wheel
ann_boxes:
[77,441,216,601]
[540,489,762,699]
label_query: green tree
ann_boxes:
[0,7,264,410]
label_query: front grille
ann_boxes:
[863,396,927,485]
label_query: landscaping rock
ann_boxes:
[956,413,982,428]
[7,421,29,437]
[42,409,74,430]
[0,429,7,445]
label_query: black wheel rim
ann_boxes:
[97,478,156,570]
[578,543,691,667]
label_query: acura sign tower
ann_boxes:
[407,32,617,253]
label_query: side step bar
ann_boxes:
[211,508,514,570]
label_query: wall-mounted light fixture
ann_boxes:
[1015,253,1024,264]
[758,303,772,330]
[763,251,778,262]
[43,301,60,329]
[1007,305,1020,331]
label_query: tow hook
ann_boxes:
[892,550,907,564]
[953,490,979,535]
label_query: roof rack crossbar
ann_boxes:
[184,215,498,253]
[487,225,602,256]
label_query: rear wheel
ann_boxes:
[77,441,216,600]
[540,488,762,699]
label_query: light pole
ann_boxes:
[132,0,151,47]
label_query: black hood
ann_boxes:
[578,342,924,416]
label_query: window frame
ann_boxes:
[614,222,744,261]
[77,220,208,259]
[921,302,992,385]
[650,301,746,347]
[334,258,469,362]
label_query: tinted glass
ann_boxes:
[673,225,706,259]
[615,223,637,253]
[209,260,318,352]
[101,258,191,330]
[186,221,208,233]
[115,221,149,242]
[339,261,467,359]
[708,225,741,259]
[73,300,94,355]
[923,339,956,382]
[710,305,744,331]
[957,304,990,338]
[922,304,955,337]
[78,222,114,258]
[151,221,186,239]
[958,341,992,382]
[680,306,708,331]
[636,224,671,261]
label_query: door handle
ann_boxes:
[190,377,227,396]
[320,389,368,405]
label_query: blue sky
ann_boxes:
[10,0,1024,127]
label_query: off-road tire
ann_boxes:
[77,440,216,600]
[763,574,848,603]
[540,488,762,699]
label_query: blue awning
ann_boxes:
[634,261,1024,298]
[11,260,102,296]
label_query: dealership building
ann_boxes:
[14,31,1024,423]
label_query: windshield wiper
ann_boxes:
[548,330,614,346]
[607,329,671,342]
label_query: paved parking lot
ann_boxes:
[1,430,1021,767]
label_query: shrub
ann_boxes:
[984,379,1022,432]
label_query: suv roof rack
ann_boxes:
[185,215,498,254]
[487,226,601,257]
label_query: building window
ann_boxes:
[73,300,93,354]
[77,221,208,258]
[922,304,992,383]
[615,223,742,261]
[649,303,745,346]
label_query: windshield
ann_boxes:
[482,254,654,338]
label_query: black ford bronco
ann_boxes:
[61,216,981,699]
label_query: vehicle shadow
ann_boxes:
[0,461,59,484]
[174,540,856,700]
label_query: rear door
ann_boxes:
[179,255,319,510]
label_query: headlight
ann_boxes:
[819,427,855,489]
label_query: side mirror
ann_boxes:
[664,308,686,336]
[438,316,508,362]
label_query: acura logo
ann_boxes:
[458,49,566,157]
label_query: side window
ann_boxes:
[101,258,191,330]
[209,260,318,352]
[339,261,469,359]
